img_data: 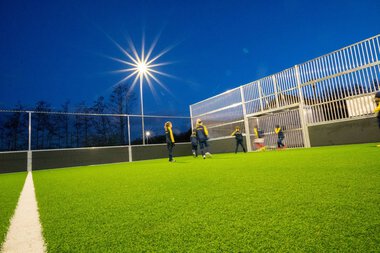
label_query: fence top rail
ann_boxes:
[0,142,193,154]
[0,109,190,119]
[241,66,297,88]
[190,87,241,107]
[190,34,380,109]
[190,65,296,109]
[297,34,380,67]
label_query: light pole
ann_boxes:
[111,37,173,146]
[140,77,145,145]
[138,63,147,145]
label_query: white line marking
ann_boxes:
[1,172,46,253]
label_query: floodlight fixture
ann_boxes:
[110,34,175,144]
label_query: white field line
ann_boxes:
[1,172,46,253]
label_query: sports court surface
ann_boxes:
[1,144,379,252]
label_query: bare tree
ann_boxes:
[92,96,110,145]
[60,100,70,147]
[34,101,52,149]
[3,103,28,150]
[74,101,91,147]
[109,83,136,144]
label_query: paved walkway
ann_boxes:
[1,172,46,253]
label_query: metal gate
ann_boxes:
[248,108,304,150]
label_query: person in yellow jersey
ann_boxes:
[195,119,212,159]
[253,126,265,151]
[274,125,285,149]
[164,121,176,162]
[375,91,380,147]
[190,130,198,157]
[231,126,246,153]
[375,91,380,125]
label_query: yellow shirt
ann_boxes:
[196,124,209,136]
[254,128,259,137]
[166,127,175,143]
[375,104,380,113]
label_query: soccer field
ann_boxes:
[0,172,27,247]
[32,144,379,252]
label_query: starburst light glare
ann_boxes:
[109,34,175,145]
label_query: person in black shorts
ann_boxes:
[190,130,198,157]
[164,121,175,162]
[275,125,285,149]
[195,119,212,159]
[375,91,380,128]
[231,126,246,153]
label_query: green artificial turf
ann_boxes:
[0,172,27,247]
[33,144,380,252]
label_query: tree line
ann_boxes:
[0,83,191,151]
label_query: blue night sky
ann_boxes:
[0,0,379,116]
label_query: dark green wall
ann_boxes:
[1,144,194,173]
[0,139,245,174]
[132,139,245,161]
[32,147,130,170]
[0,152,27,174]
[132,143,192,161]
[309,117,380,147]
[208,137,246,154]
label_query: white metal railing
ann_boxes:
[298,35,380,124]
[0,110,191,153]
[190,87,242,117]
[298,35,380,85]
[190,34,380,145]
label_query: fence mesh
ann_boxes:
[0,111,191,151]
[0,111,29,151]
[249,109,304,150]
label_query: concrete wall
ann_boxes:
[309,117,380,147]
[132,143,192,161]
[0,140,237,173]
[208,137,246,154]
[0,144,193,173]
[132,139,242,160]
[0,152,27,174]
[32,147,130,170]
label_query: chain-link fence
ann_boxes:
[0,110,191,152]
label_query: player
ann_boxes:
[375,91,380,147]
[253,126,265,151]
[164,121,175,162]
[195,119,212,159]
[231,126,246,153]
[274,125,285,149]
[190,130,198,157]
[375,91,380,127]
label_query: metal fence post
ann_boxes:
[257,80,264,111]
[189,105,194,131]
[295,65,311,148]
[240,86,252,152]
[127,115,132,162]
[272,76,280,108]
[141,116,145,145]
[27,111,32,172]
